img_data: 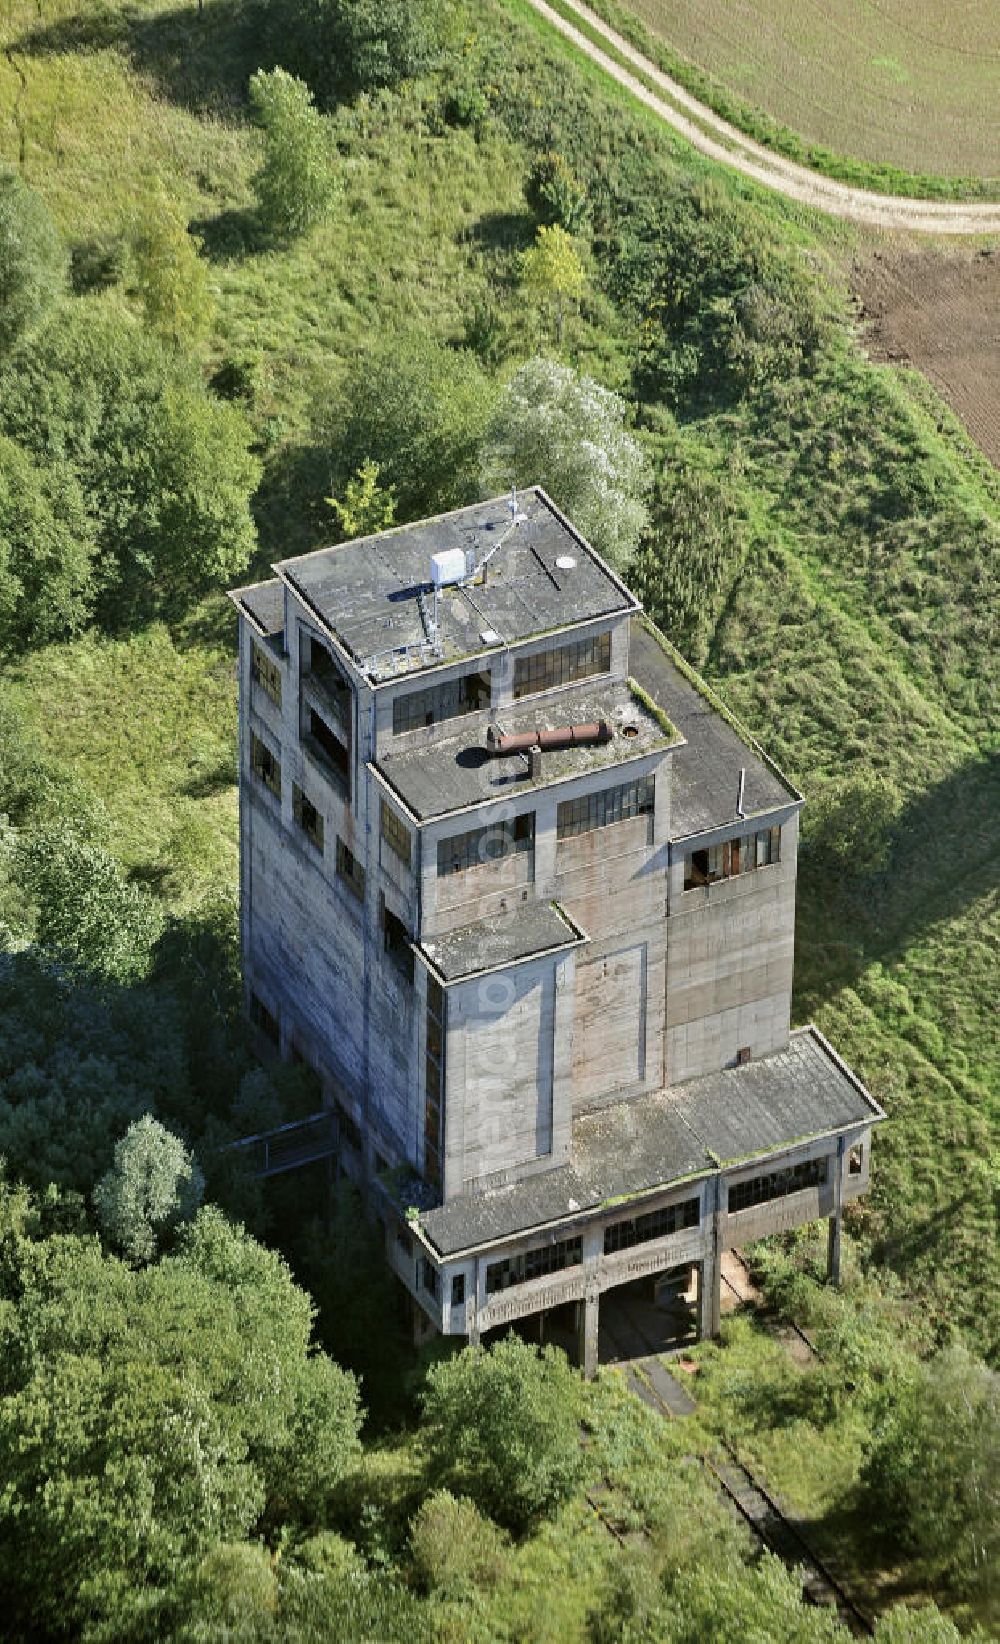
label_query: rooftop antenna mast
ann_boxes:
[468,480,528,583]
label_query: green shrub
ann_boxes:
[249,68,337,240]
[409,1490,508,1596]
[0,171,65,353]
[420,1335,583,1534]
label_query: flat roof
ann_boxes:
[376,676,682,822]
[417,1027,883,1258]
[274,489,638,683]
[230,578,285,639]
[418,902,587,984]
[628,619,800,838]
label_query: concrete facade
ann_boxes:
[231,490,883,1367]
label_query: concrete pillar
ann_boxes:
[578,1288,600,1379]
[827,1137,845,1286]
[699,1174,723,1339]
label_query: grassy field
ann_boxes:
[618,0,999,181]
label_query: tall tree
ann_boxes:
[520,223,586,344]
[249,68,336,240]
[131,189,214,350]
[481,358,650,568]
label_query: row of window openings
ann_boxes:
[391,631,613,737]
[482,1154,848,1294]
[258,629,612,745]
[434,775,655,879]
[684,826,780,889]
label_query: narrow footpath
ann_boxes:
[522,0,1000,235]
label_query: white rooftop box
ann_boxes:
[430,549,468,588]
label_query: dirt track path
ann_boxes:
[525,0,1000,236]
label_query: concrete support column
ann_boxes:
[578,1287,600,1380]
[698,1174,722,1339]
[827,1136,845,1285]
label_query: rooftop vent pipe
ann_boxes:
[486,721,612,756]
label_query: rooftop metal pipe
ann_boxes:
[486,720,613,756]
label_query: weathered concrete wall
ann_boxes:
[665,812,798,1083]
[442,955,571,1192]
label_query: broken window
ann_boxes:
[251,640,282,707]
[250,731,281,800]
[293,783,324,850]
[380,799,412,867]
[336,837,366,902]
[728,1156,826,1214]
[302,633,352,727]
[437,812,534,876]
[307,707,350,797]
[849,1144,864,1176]
[421,1259,439,1300]
[556,776,654,840]
[485,1236,583,1295]
[683,824,781,888]
[513,631,612,699]
[424,976,445,1189]
[250,991,279,1045]
[382,899,414,983]
[393,669,491,735]
[604,1196,699,1256]
[451,1272,465,1308]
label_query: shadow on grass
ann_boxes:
[12,0,270,117]
[190,204,264,262]
[793,748,1000,1017]
[463,209,537,254]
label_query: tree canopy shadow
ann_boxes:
[12,0,271,118]
[190,204,264,262]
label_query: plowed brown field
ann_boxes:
[853,250,1000,469]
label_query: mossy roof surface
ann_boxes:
[628,619,799,838]
[274,489,637,682]
[419,1027,882,1258]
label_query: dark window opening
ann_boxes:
[684,825,781,890]
[382,900,414,983]
[421,1259,439,1300]
[393,669,491,735]
[513,631,612,699]
[293,783,324,850]
[486,1236,582,1295]
[604,1196,700,1256]
[396,1228,412,1258]
[336,1101,363,1153]
[250,992,279,1045]
[336,838,366,901]
[303,634,352,728]
[437,812,534,877]
[737,1046,752,1066]
[728,1156,827,1214]
[308,707,350,797]
[849,1144,864,1176]
[251,640,282,707]
[557,776,654,840]
[380,799,412,866]
[424,976,445,1189]
[451,1273,465,1308]
[250,731,281,800]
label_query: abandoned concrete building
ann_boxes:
[230,487,883,1374]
